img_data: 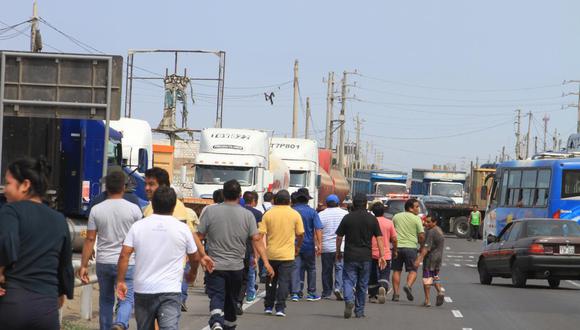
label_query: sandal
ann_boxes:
[436,294,445,306]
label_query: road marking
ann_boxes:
[201,291,266,330]
[452,310,464,318]
[442,263,448,267]
[446,247,451,250]
[453,263,461,267]
[566,280,580,288]
[463,328,473,330]
[446,255,464,258]
[444,296,453,303]
[468,255,475,259]
[466,264,477,268]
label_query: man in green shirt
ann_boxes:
[468,206,481,241]
[391,198,425,302]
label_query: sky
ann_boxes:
[2,0,580,172]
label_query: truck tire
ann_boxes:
[453,216,470,238]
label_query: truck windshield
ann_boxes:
[376,184,406,195]
[195,165,254,186]
[431,182,463,198]
[562,170,580,198]
[290,170,308,187]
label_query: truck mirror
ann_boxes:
[480,185,488,200]
[137,148,148,174]
[264,170,274,191]
[316,174,321,188]
[116,143,123,166]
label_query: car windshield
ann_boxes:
[525,220,580,237]
[431,182,463,198]
[194,165,254,186]
[386,199,426,216]
[562,170,580,198]
[376,184,407,195]
[289,170,308,187]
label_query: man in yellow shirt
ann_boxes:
[259,190,304,317]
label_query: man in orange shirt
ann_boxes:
[368,202,398,304]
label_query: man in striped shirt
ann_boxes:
[319,195,348,300]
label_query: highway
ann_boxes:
[156,236,580,330]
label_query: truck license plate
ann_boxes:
[559,245,575,255]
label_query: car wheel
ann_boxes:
[478,259,492,285]
[548,279,560,289]
[453,216,469,238]
[511,262,527,288]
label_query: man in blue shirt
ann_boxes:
[291,188,323,301]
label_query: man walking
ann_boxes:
[368,202,398,304]
[291,188,323,302]
[198,181,273,330]
[392,198,425,302]
[414,215,445,307]
[262,191,274,212]
[336,193,386,319]
[319,194,348,300]
[468,206,481,241]
[116,186,206,330]
[79,171,142,330]
[259,190,304,317]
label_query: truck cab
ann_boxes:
[270,137,319,208]
[411,169,467,204]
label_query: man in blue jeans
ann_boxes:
[319,194,348,300]
[79,171,143,330]
[291,188,323,302]
[336,193,386,319]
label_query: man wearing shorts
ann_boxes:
[415,215,445,307]
[391,198,425,302]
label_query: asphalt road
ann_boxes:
[125,236,580,330]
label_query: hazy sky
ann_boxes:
[3,0,580,171]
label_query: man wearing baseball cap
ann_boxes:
[319,194,348,300]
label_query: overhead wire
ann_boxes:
[0,19,63,52]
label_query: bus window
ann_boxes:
[534,169,550,206]
[499,171,509,206]
[521,170,537,207]
[508,170,522,206]
[562,170,580,199]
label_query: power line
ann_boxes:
[357,98,564,109]
[0,19,62,52]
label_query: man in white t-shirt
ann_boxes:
[116,186,208,330]
[319,194,348,300]
[79,171,142,330]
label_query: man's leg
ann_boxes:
[342,262,356,318]
[391,250,404,299]
[275,261,294,313]
[96,263,115,330]
[264,261,280,310]
[354,262,371,317]
[181,262,191,310]
[368,259,379,299]
[334,258,344,299]
[236,257,250,313]
[304,251,318,299]
[290,254,303,298]
[156,293,181,330]
[378,261,391,302]
[320,253,334,298]
[474,225,481,240]
[224,270,243,330]
[206,271,227,328]
[114,265,135,329]
[246,254,257,301]
[134,293,157,330]
[406,248,419,287]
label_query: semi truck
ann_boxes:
[270,137,319,208]
[317,149,349,208]
[0,51,148,250]
[352,169,408,197]
[192,128,289,205]
[410,168,467,204]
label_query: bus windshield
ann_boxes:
[194,165,254,186]
[562,170,580,199]
[290,171,308,187]
[431,182,463,198]
[376,183,407,195]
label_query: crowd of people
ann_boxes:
[0,159,447,330]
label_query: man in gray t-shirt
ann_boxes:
[414,215,445,307]
[78,171,143,330]
[197,180,272,330]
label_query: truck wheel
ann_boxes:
[453,216,469,238]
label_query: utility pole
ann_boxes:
[562,80,580,133]
[338,71,347,171]
[325,72,335,149]
[515,109,522,159]
[292,60,299,138]
[30,0,41,52]
[354,114,362,170]
[553,128,558,150]
[542,114,549,152]
[525,111,532,159]
[305,97,311,139]
[501,146,506,162]
[534,136,538,155]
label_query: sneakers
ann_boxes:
[403,285,414,301]
[392,294,400,302]
[291,293,300,302]
[378,287,387,304]
[111,324,125,330]
[344,302,355,319]
[369,296,379,304]
[180,302,188,312]
[211,323,223,330]
[235,302,243,315]
[264,307,273,315]
[306,293,321,301]
[436,294,445,306]
[334,289,344,301]
[246,293,256,303]
[275,309,286,317]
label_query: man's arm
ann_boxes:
[376,236,387,269]
[185,252,201,283]
[418,232,426,246]
[315,229,322,256]
[116,245,134,300]
[251,234,274,277]
[335,235,344,261]
[295,234,304,256]
[195,232,215,273]
[78,230,97,284]
[414,246,429,269]
[391,237,398,258]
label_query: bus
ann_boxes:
[482,157,580,242]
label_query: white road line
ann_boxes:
[468,255,475,259]
[442,263,448,267]
[446,255,464,258]
[444,296,453,303]
[201,291,266,330]
[463,328,473,330]
[455,252,480,255]
[452,310,464,318]
[445,247,451,250]
[466,264,477,268]
[453,263,461,267]
[566,280,580,288]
